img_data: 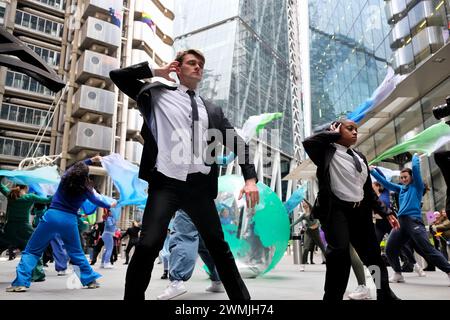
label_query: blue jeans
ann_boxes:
[12,209,101,287]
[101,232,114,265]
[386,215,450,273]
[169,210,220,282]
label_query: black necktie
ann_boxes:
[347,149,362,173]
[186,90,199,157]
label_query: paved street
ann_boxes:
[0,251,449,301]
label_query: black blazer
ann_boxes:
[302,130,389,224]
[109,62,257,198]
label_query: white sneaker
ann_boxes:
[389,273,405,283]
[205,281,225,293]
[103,263,114,269]
[156,280,187,300]
[57,270,67,276]
[413,264,426,277]
[348,285,371,300]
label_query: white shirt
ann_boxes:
[329,143,367,202]
[150,84,211,181]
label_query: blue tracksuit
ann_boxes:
[11,160,112,288]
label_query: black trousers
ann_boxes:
[320,199,394,301]
[124,171,250,300]
[124,238,138,263]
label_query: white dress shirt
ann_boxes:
[150,84,211,181]
[329,143,368,202]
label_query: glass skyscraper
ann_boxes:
[309,0,392,129]
[173,0,293,156]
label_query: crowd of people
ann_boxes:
[0,47,449,301]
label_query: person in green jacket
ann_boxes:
[0,178,52,281]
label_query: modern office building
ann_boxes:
[0,0,175,223]
[173,0,297,199]
[297,0,450,214]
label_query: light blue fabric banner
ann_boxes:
[284,185,306,217]
[101,153,148,207]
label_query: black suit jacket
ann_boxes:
[302,130,390,224]
[110,62,257,198]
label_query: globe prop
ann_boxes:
[215,175,290,278]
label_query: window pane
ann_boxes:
[33,110,41,125]
[9,105,17,121]
[0,104,9,120]
[17,107,25,123]
[5,71,13,86]
[30,15,37,29]
[13,140,21,156]
[25,108,33,124]
[3,139,12,155]
[15,11,22,25]
[38,18,45,32]
[22,13,30,27]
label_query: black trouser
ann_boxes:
[124,171,250,301]
[124,238,138,263]
[434,151,450,214]
[90,238,104,264]
[302,227,326,264]
[320,199,394,301]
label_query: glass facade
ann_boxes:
[356,76,450,212]
[174,0,293,155]
[387,0,450,74]
[309,0,392,129]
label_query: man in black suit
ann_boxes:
[302,119,400,300]
[110,49,259,300]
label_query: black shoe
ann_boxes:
[401,263,414,273]
[377,289,401,301]
[32,277,45,283]
[310,262,315,264]
[423,265,436,271]
[123,262,128,265]
[161,270,168,279]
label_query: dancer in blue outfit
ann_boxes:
[6,156,116,292]
[100,208,116,269]
[370,153,450,284]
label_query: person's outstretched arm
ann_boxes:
[411,153,424,190]
[370,167,401,193]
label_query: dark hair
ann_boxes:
[400,168,412,176]
[60,161,92,196]
[373,181,384,192]
[175,49,205,65]
[8,185,27,201]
